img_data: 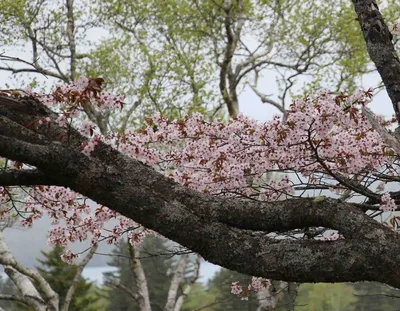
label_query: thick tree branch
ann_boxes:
[0,97,400,288]
[352,0,400,122]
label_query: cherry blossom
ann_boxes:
[2,77,400,297]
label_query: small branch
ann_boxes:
[129,244,151,311]
[362,106,400,155]
[249,85,284,113]
[173,254,201,311]
[65,0,77,81]
[0,54,65,81]
[164,253,189,311]
[0,294,29,305]
[108,279,138,301]
[61,243,98,311]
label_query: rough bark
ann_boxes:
[352,0,400,122]
[1,96,400,289]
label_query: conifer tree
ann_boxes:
[37,245,99,311]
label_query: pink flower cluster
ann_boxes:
[380,193,397,212]
[102,89,394,208]
[231,277,271,300]
[323,232,344,241]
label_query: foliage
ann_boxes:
[351,282,400,310]
[2,0,399,124]
[181,283,217,311]
[295,283,358,311]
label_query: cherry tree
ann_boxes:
[1,0,400,309]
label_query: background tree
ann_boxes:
[104,237,173,311]
[36,245,99,311]
[104,235,200,311]
[3,0,399,124]
[294,283,358,311]
[0,275,25,310]
[350,282,400,310]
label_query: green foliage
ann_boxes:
[37,245,100,311]
[104,236,174,311]
[295,283,358,311]
[2,0,392,129]
[351,281,400,310]
[181,283,216,311]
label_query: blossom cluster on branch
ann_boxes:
[0,77,399,288]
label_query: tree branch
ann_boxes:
[0,293,29,305]
[108,279,139,302]
[0,231,58,310]
[352,0,400,122]
[173,254,201,311]
[0,97,400,288]
[65,0,77,81]
[164,254,189,311]
[61,243,98,311]
[128,243,151,311]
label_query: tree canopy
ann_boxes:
[1,1,400,310]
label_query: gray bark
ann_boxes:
[352,0,400,122]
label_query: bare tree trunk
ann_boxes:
[164,254,189,311]
[61,244,98,311]
[129,243,152,311]
[172,255,201,311]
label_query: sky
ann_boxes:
[0,14,397,286]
